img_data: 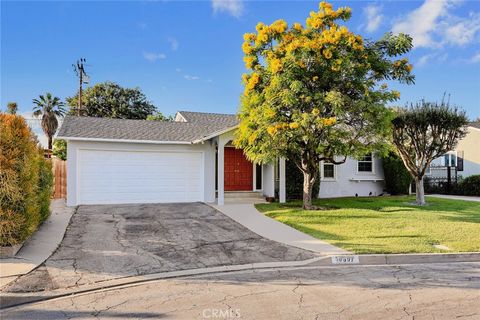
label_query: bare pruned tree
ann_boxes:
[392,100,468,205]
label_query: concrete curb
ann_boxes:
[0,256,330,310]
[310,252,480,266]
[2,252,480,311]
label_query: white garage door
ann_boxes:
[77,149,203,204]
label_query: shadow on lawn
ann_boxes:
[266,196,480,216]
[440,212,480,224]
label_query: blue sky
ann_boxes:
[2,0,480,125]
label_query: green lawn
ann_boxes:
[256,196,480,254]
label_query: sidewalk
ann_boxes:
[0,199,75,289]
[212,203,348,255]
[428,194,480,202]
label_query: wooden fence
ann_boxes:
[52,158,67,199]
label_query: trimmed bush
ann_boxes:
[37,156,53,222]
[458,175,480,196]
[382,152,411,195]
[285,160,319,200]
[0,113,53,246]
[52,139,67,160]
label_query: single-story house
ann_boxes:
[427,122,480,179]
[57,111,386,206]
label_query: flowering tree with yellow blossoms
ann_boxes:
[234,1,414,209]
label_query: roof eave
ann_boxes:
[191,125,239,144]
[56,136,193,145]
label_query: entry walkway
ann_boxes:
[428,194,480,202]
[213,203,348,255]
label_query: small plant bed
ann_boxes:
[255,196,480,254]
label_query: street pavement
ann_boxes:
[3,262,479,320]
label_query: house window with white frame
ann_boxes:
[358,153,373,172]
[443,151,457,167]
[321,161,336,180]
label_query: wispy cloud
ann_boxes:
[392,0,451,48]
[184,75,200,81]
[441,12,480,46]
[392,0,480,48]
[168,37,179,51]
[416,52,448,67]
[364,4,383,33]
[143,52,167,62]
[470,52,480,63]
[211,0,243,18]
[416,54,434,67]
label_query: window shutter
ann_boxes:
[457,151,464,171]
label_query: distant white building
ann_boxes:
[427,122,480,180]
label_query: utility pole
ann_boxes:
[72,58,89,116]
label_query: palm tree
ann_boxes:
[32,93,66,150]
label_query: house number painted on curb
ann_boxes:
[331,255,360,264]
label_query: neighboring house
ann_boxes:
[427,122,480,179]
[57,111,386,206]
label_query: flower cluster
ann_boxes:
[306,1,351,29]
[245,73,260,93]
[320,117,337,126]
[393,58,413,73]
[266,121,302,136]
[269,58,283,73]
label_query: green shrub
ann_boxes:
[38,156,53,222]
[459,175,480,196]
[285,160,319,200]
[0,209,25,247]
[382,152,411,195]
[52,139,67,160]
[0,113,53,246]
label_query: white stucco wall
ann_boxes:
[428,127,480,179]
[318,156,385,198]
[65,140,216,206]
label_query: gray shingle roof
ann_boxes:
[469,122,480,129]
[57,112,238,143]
[177,111,238,126]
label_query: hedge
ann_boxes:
[425,175,480,196]
[382,152,411,195]
[285,160,320,200]
[459,175,480,196]
[0,113,53,246]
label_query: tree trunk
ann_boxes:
[302,171,315,210]
[48,136,53,151]
[415,176,426,205]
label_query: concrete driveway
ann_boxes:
[4,203,314,292]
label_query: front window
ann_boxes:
[443,152,457,167]
[358,153,373,172]
[321,161,336,180]
[323,163,335,179]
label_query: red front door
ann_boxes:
[224,147,253,191]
